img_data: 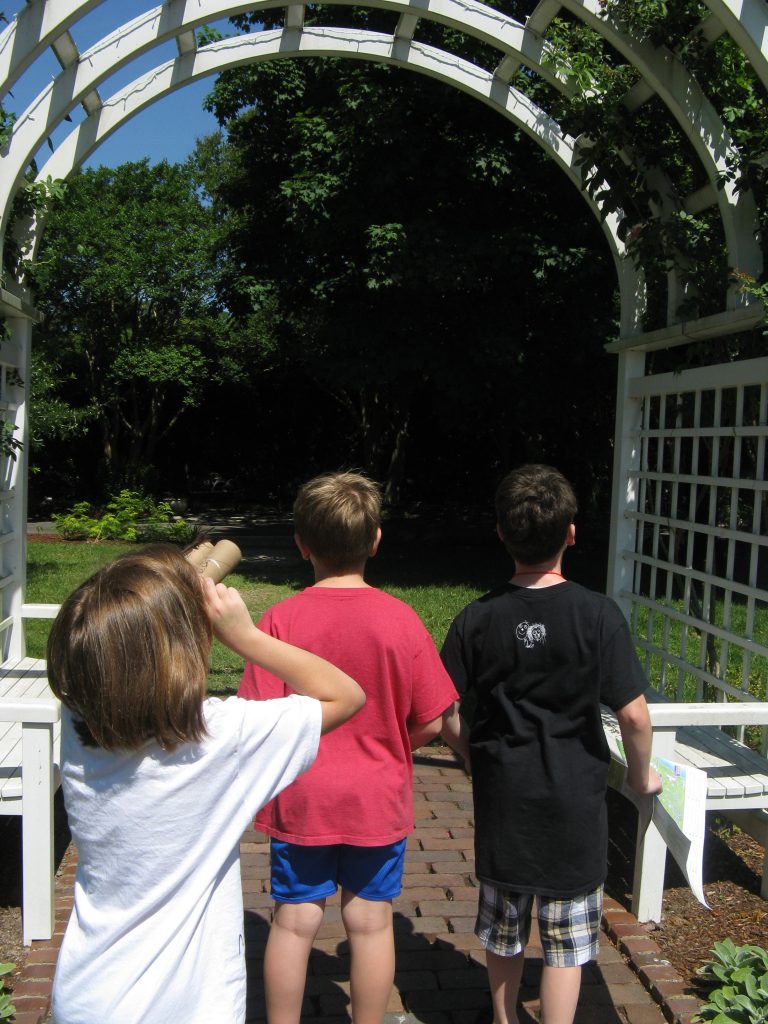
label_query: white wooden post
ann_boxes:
[0,291,35,663]
[606,348,646,615]
[12,690,61,945]
[631,725,676,923]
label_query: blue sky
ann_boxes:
[2,1,233,169]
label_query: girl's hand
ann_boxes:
[202,577,258,656]
[202,577,365,733]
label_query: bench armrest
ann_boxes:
[647,702,768,728]
[21,603,61,620]
[0,697,61,723]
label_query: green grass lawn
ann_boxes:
[26,540,484,695]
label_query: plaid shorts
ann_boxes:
[475,883,603,967]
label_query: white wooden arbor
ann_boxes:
[0,0,766,934]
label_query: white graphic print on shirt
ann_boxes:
[516,621,547,648]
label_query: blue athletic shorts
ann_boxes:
[270,838,407,903]
[475,883,603,967]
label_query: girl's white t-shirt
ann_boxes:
[51,693,321,1024]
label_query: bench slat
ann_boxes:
[682,726,768,798]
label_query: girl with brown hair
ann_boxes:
[47,545,364,1024]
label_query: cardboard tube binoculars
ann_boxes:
[185,538,242,583]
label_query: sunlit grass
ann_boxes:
[633,596,768,751]
[633,597,768,704]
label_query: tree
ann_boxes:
[30,159,234,493]
[202,39,619,505]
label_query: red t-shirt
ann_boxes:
[238,586,458,846]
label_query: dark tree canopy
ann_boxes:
[26,11,631,516]
[199,46,619,509]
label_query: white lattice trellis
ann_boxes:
[621,357,768,751]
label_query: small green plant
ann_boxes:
[53,489,197,544]
[0,962,15,1021]
[695,939,768,1023]
[0,419,22,461]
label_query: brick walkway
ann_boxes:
[10,746,701,1024]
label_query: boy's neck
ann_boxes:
[511,556,565,588]
[312,560,370,589]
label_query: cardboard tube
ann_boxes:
[199,539,242,583]
[185,540,215,568]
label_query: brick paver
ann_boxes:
[9,746,701,1024]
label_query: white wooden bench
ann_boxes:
[0,657,61,944]
[604,697,768,924]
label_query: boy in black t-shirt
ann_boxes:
[440,464,661,1024]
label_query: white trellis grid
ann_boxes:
[622,357,768,753]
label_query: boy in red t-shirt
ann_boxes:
[238,472,458,1024]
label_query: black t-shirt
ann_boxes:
[440,581,648,897]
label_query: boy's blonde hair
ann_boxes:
[293,472,381,571]
[47,545,212,752]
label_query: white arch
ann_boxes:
[1,0,574,238]
[0,0,102,100]
[0,0,758,321]
[18,23,644,333]
[23,28,624,250]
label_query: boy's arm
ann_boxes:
[203,578,365,734]
[408,715,442,751]
[615,694,663,796]
[440,701,471,772]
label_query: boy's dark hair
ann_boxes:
[495,464,578,564]
[293,472,381,571]
[47,545,212,752]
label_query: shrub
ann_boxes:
[695,939,768,1023]
[53,490,197,544]
[0,962,15,1021]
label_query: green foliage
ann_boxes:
[0,962,15,1021]
[730,272,768,330]
[30,160,232,491]
[22,175,67,217]
[53,490,197,543]
[28,348,91,452]
[695,940,768,1023]
[0,418,22,462]
[537,0,768,329]
[0,100,15,150]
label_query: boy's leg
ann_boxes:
[486,949,525,1024]
[475,884,534,1024]
[539,965,582,1024]
[536,887,602,1024]
[264,899,326,1024]
[265,840,339,1024]
[338,840,406,1024]
[341,890,395,1024]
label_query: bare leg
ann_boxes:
[486,949,525,1024]
[341,890,395,1024]
[264,899,326,1024]
[539,964,582,1024]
